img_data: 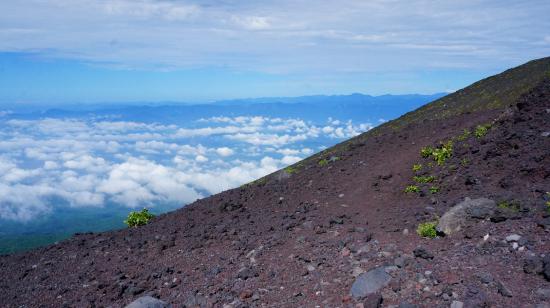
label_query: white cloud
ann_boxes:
[0,114,371,222]
[216,147,234,157]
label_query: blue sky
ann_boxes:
[0,0,549,104]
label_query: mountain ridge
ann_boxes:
[0,57,549,307]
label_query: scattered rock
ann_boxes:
[450,301,464,308]
[125,296,171,308]
[397,303,418,308]
[536,288,550,300]
[437,197,496,235]
[350,267,392,299]
[476,272,493,284]
[413,247,434,260]
[496,281,513,297]
[523,256,543,274]
[237,267,258,280]
[362,293,383,308]
[505,234,521,242]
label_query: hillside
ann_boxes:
[1,57,549,307]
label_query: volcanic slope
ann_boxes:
[1,57,549,307]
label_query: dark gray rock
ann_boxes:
[398,303,418,308]
[237,266,258,280]
[350,267,392,299]
[362,293,383,308]
[183,294,207,308]
[543,256,550,281]
[476,272,494,284]
[524,256,543,274]
[413,247,434,260]
[125,296,171,308]
[537,217,550,229]
[437,197,496,235]
[536,288,550,300]
[496,281,513,297]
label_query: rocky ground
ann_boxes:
[0,72,549,307]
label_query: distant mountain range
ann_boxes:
[2,93,446,124]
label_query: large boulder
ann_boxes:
[125,296,171,308]
[350,267,391,299]
[437,197,496,235]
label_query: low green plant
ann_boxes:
[412,164,423,172]
[404,185,420,193]
[285,166,299,174]
[429,186,440,194]
[420,147,434,158]
[432,141,453,165]
[457,128,471,141]
[474,124,491,138]
[497,200,520,212]
[413,175,435,183]
[318,159,329,167]
[124,208,155,227]
[417,221,438,238]
[460,158,469,166]
[545,192,550,211]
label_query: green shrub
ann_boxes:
[417,221,438,238]
[429,186,440,194]
[413,175,435,183]
[497,200,520,212]
[474,124,491,138]
[124,208,155,227]
[318,159,329,167]
[546,192,550,212]
[404,185,420,193]
[420,147,434,158]
[412,164,423,172]
[432,141,453,165]
[457,128,471,141]
[460,158,469,166]
[285,166,298,174]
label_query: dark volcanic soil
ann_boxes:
[1,76,549,307]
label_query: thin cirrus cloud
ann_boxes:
[0,115,372,222]
[0,0,548,73]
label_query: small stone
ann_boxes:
[413,247,434,260]
[402,229,409,236]
[505,234,521,242]
[512,242,519,250]
[450,301,464,308]
[536,288,550,300]
[524,256,543,274]
[125,296,171,308]
[362,293,383,308]
[342,247,351,257]
[476,272,493,284]
[306,265,315,272]
[350,267,392,299]
[496,281,513,297]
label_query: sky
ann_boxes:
[0,0,549,104]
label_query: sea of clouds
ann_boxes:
[0,113,372,222]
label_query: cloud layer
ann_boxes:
[1,0,548,73]
[0,115,371,221]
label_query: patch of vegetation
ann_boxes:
[460,158,470,166]
[417,221,438,238]
[545,192,550,212]
[457,128,471,141]
[124,208,155,227]
[474,124,491,138]
[497,200,521,212]
[420,146,434,158]
[404,185,420,193]
[413,175,435,183]
[429,186,440,194]
[284,163,302,174]
[412,164,423,172]
[431,141,454,165]
[318,159,329,167]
